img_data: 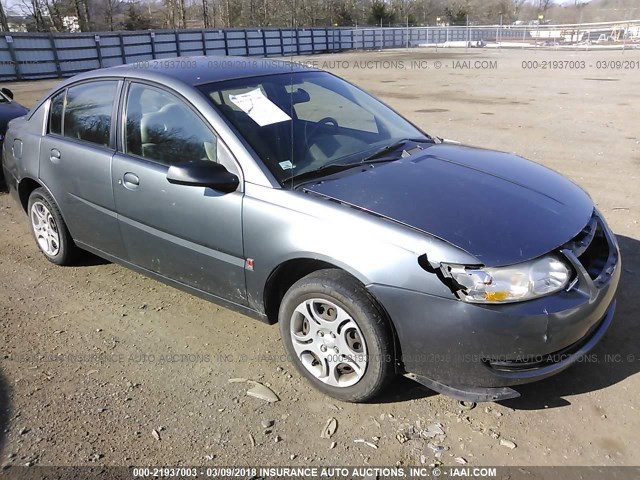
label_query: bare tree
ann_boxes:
[28,0,47,31]
[412,0,445,25]
[72,0,90,30]
[6,0,635,33]
[224,0,231,26]
[220,0,242,26]
[512,0,526,19]
[105,0,116,30]
[202,0,210,28]
[164,0,176,27]
[392,0,414,25]
[0,0,9,32]
[209,0,217,27]
[537,0,553,13]
[45,0,65,31]
[83,0,91,29]
[177,0,186,27]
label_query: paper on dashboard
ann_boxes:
[228,88,291,127]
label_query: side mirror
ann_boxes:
[166,160,239,193]
[1,88,14,100]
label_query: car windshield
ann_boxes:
[198,71,429,184]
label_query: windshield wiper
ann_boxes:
[287,137,432,186]
[359,137,431,164]
[286,161,364,185]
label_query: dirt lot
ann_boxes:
[0,48,639,469]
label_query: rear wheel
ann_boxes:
[28,187,76,265]
[279,269,395,402]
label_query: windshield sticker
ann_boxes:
[229,88,291,127]
[279,160,294,170]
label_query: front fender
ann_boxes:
[243,183,479,313]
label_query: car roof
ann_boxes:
[77,55,317,86]
[27,55,320,120]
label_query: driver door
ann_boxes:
[112,81,246,305]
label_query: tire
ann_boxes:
[27,187,76,265]
[279,269,395,402]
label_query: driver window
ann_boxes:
[286,82,378,134]
[125,83,218,166]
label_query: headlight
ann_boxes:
[446,254,571,304]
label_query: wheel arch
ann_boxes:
[18,178,74,243]
[263,258,336,325]
[262,257,404,373]
[18,177,44,213]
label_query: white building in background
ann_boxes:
[7,15,28,32]
[62,16,80,32]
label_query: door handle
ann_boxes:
[122,172,140,190]
[49,148,61,163]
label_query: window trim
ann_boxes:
[44,78,122,151]
[47,88,66,137]
[117,79,244,185]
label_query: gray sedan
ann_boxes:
[2,57,620,403]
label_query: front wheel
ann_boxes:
[279,269,395,402]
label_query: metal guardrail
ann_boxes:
[1,21,638,81]
[0,26,519,81]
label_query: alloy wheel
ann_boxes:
[289,298,368,388]
[30,201,60,256]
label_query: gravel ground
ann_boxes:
[0,47,639,469]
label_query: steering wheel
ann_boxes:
[305,116,339,146]
[297,117,340,171]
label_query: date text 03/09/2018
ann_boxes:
[131,466,499,478]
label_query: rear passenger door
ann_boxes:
[38,79,127,259]
[112,81,246,305]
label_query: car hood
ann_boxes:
[300,144,594,266]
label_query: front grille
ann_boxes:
[578,222,610,280]
[564,212,612,281]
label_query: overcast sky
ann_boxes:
[4,0,22,13]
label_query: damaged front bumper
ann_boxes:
[368,212,621,403]
[405,300,615,402]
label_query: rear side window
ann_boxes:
[48,90,64,135]
[63,81,117,147]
